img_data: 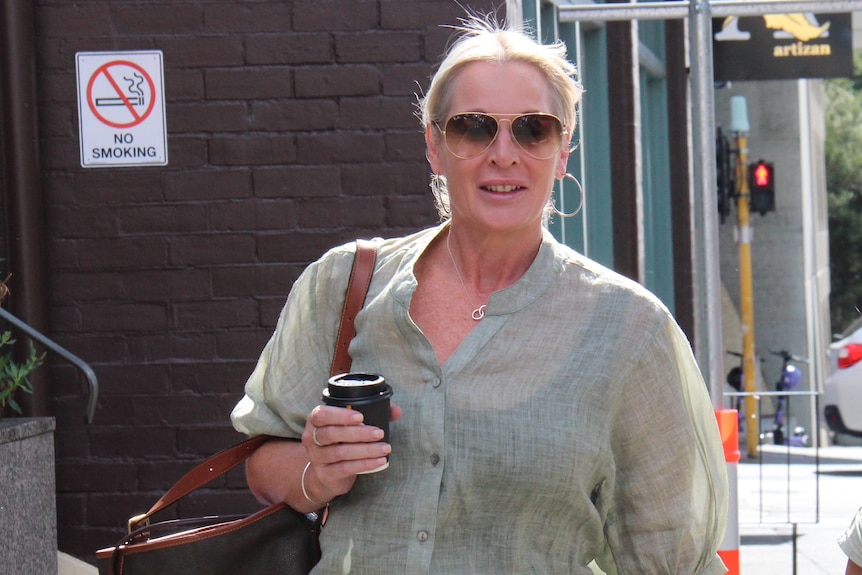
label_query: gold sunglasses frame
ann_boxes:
[435,112,569,160]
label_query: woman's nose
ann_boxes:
[487,119,519,165]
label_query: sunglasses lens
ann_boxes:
[444,114,498,159]
[512,115,564,159]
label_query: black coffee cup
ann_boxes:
[322,373,393,473]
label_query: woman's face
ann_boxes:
[426,60,569,236]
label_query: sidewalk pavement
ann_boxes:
[738,443,862,574]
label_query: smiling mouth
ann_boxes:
[484,185,521,193]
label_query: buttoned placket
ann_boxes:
[401,364,446,573]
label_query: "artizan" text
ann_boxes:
[774,42,831,57]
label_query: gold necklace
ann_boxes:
[446,232,487,321]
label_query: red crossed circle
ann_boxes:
[86,60,156,129]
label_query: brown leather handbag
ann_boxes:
[96,239,378,575]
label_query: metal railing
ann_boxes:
[0,307,98,424]
[725,389,821,575]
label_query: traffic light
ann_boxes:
[715,129,734,224]
[748,159,775,215]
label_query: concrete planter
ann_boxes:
[0,417,57,575]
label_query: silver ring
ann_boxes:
[312,427,324,447]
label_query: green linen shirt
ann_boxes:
[232,223,729,575]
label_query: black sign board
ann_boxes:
[713,13,853,81]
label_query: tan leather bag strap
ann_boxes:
[330,239,378,377]
[130,435,270,531]
[129,239,378,532]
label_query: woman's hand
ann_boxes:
[244,403,402,511]
[299,403,403,504]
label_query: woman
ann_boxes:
[232,16,728,574]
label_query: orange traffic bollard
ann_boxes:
[716,409,740,575]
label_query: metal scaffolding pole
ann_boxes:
[557,0,860,409]
[559,0,861,23]
[690,0,723,411]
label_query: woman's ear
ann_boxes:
[426,124,444,175]
[555,146,571,180]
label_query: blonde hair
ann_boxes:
[418,15,583,219]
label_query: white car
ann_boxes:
[823,316,862,438]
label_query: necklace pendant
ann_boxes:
[472,305,487,321]
[447,231,488,322]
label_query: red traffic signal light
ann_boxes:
[748,160,775,215]
[752,162,772,188]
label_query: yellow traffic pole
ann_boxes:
[731,96,759,458]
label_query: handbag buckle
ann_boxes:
[128,513,150,534]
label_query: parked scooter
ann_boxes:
[767,349,809,447]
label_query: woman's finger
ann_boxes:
[304,421,383,449]
[308,404,365,428]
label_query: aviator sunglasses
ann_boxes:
[436,112,568,160]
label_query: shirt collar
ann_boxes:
[390,223,563,318]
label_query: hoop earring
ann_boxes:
[554,173,584,218]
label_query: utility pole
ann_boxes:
[730,96,760,458]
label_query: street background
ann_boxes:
[738,444,862,574]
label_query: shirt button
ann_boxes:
[432,377,441,388]
[417,530,429,542]
[430,453,440,465]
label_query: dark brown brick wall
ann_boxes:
[33,0,497,561]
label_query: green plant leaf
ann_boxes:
[0,332,45,413]
[7,396,22,415]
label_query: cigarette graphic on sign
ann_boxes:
[96,97,144,106]
[94,73,148,107]
[96,73,146,107]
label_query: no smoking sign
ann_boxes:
[76,51,167,167]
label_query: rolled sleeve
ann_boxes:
[231,246,355,440]
[598,316,728,575]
